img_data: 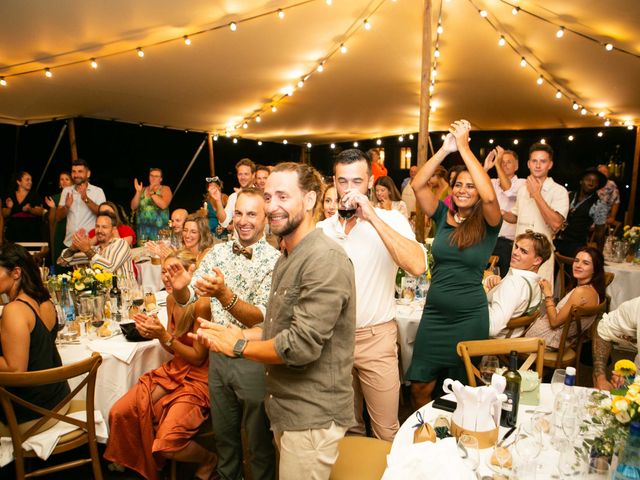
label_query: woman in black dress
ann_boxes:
[2,171,45,242]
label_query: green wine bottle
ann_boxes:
[500,350,522,428]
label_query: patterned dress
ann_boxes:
[135,188,169,244]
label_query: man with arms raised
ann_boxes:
[167,188,279,480]
[317,149,426,441]
[503,143,568,287]
[57,159,106,247]
[59,212,135,282]
[191,163,356,480]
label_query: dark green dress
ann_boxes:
[406,201,500,383]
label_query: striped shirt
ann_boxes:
[60,238,135,282]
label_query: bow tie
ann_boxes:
[232,242,253,259]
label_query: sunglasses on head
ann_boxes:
[206,176,220,183]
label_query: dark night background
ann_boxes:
[0,118,637,224]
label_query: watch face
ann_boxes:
[233,338,247,357]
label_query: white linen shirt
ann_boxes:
[492,176,526,240]
[317,208,422,328]
[511,177,569,285]
[597,297,640,368]
[59,184,106,246]
[487,268,541,338]
[220,191,238,228]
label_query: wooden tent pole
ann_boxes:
[207,133,215,176]
[68,118,78,162]
[415,0,432,243]
[627,126,640,224]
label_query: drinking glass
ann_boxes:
[587,457,610,478]
[557,440,586,478]
[551,369,566,395]
[456,434,480,473]
[479,355,500,385]
[337,195,357,220]
[493,442,512,476]
[514,425,542,469]
[492,266,501,277]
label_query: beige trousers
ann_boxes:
[350,319,400,442]
[274,421,347,480]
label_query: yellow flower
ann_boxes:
[612,396,630,414]
[92,264,103,271]
[74,282,85,291]
[615,359,637,376]
[95,273,106,283]
[72,270,82,280]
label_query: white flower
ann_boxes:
[600,397,612,409]
[614,399,629,411]
[86,268,95,276]
[616,411,631,424]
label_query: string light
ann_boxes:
[436,22,443,35]
[258,141,263,145]
[340,43,347,54]
[441,134,446,140]
[229,22,237,32]
[306,142,312,148]
[330,143,336,149]
[604,119,611,126]
[604,43,613,51]
[513,139,519,145]
[598,111,606,118]
[213,134,218,141]
[0,77,6,87]
[271,105,277,113]
[409,134,415,140]
[555,90,562,99]
[434,48,441,58]
[326,0,332,5]
[479,10,488,17]
[498,36,506,47]
[297,79,304,88]
[398,135,404,142]
[540,138,546,144]
[568,135,574,141]
[489,139,494,144]
[429,84,435,94]
[255,115,261,123]
[512,6,520,15]
[277,9,285,19]
[44,68,52,78]
[556,27,565,38]
[283,139,288,144]
[317,62,325,73]
[572,102,579,110]
[363,19,371,30]
[243,122,249,129]
[597,131,604,137]
[536,75,543,85]
[519,57,527,68]
[580,108,587,115]
[353,141,359,147]
[376,139,382,145]
[136,48,144,58]
[233,138,238,144]
[183,36,191,46]
[628,125,635,130]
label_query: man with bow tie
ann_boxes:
[169,187,280,480]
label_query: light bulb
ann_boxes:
[225,131,231,137]
[213,134,219,141]
[277,9,285,19]
[306,142,312,148]
[434,48,440,58]
[44,68,52,78]
[437,23,443,35]
[429,84,435,94]
[256,115,261,123]
[376,139,382,145]
[271,105,277,113]
[598,111,605,118]
[555,90,562,99]
[605,43,613,51]
[568,135,574,141]
[326,0,332,5]
[233,138,238,144]
[498,36,506,47]
[441,134,446,140]
[580,108,587,115]
[317,63,325,73]
[520,57,527,68]
[597,131,604,137]
[0,77,6,87]
[297,79,304,88]
[258,141,263,145]
[512,6,520,15]
[340,43,347,54]
[353,141,359,147]
[283,139,288,144]
[243,122,249,129]
[537,75,543,85]
[628,125,635,130]
[330,143,336,149]
[556,27,565,38]
[90,58,98,69]
[540,138,546,144]
[137,48,144,58]
[489,139,494,144]
[432,68,437,77]
[480,10,488,17]
[398,136,404,142]
[604,119,611,126]
[409,134,415,140]
[364,19,371,30]
[184,36,191,46]
[572,102,579,110]
[229,22,237,32]
[513,139,519,145]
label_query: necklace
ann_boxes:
[453,212,467,224]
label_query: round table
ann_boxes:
[605,261,640,311]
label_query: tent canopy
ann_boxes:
[0,0,638,144]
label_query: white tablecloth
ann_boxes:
[396,301,423,377]
[58,291,171,428]
[136,259,164,292]
[387,384,559,478]
[605,261,640,310]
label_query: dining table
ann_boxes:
[605,261,640,311]
[395,299,423,378]
[58,290,171,431]
[384,384,590,479]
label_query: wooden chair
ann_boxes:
[543,300,607,381]
[0,353,103,480]
[456,338,545,387]
[15,242,49,266]
[329,436,392,480]
[504,310,540,338]
[487,255,499,271]
[555,252,575,299]
[604,271,615,288]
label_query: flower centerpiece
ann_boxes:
[49,264,113,294]
[623,225,640,262]
[581,360,638,458]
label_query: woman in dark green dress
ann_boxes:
[407,120,502,407]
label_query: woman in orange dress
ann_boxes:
[104,250,214,480]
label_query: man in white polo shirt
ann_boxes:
[503,143,568,288]
[317,149,427,442]
[56,159,106,247]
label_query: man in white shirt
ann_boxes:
[593,296,640,391]
[485,230,552,338]
[56,159,106,247]
[220,158,256,229]
[503,143,569,288]
[484,147,526,277]
[317,149,427,442]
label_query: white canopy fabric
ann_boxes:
[0,0,638,144]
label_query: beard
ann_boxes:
[269,209,304,237]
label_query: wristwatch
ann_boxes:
[233,338,248,358]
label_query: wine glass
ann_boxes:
[479,355,500,385]
[530,411,552,449]
[587,456,610,478]
[551,369,566,395]
[337,194,356,220]
[493,442,512,476]
[561,403,581,441]
[557,439,586,478]
[492,265,501,277]
[456,434,479,474]
[514,424,541,472]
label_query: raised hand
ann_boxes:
[449,119,471,148]
[483,149,497,171]
[441,133,458,154]
[5,197,14,209]
[193,268,225,299]
[207,183,222,203]
[134,178,144,193]
[133,313,166,340]
[526,175,543,197]
[44,196,56,209]
[340,189,375,222]
[65,192,74,208]
[165,261,193,292]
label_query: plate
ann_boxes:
[486,451,512,475]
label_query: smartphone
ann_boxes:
[432,398,457,412]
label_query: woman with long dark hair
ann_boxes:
[374,176,409,218]
[407,120,502,406]
[525,246,604,349]
[2,171,45,242]
[0,243,70,430]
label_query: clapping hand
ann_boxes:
[133,313,166,340]
[44,196,56,209]
[5,197,14,209]
[441,133,458,154]
[134,178,144,193]
[526,176,543,197]
[189,318,242,356]
[449,119,471,149]
[165,261,195,292]
[193,268,225,299]
[64,192,74,208]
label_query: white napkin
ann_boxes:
[382,437,476,480]
[86,338,138,364]
[0,410,107,467]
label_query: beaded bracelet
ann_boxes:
[222,293,239,311]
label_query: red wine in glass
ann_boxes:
[338,207,356,219]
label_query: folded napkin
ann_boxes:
[87,338,138,364]
[0,410,108,467]
[382,437,476,480]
